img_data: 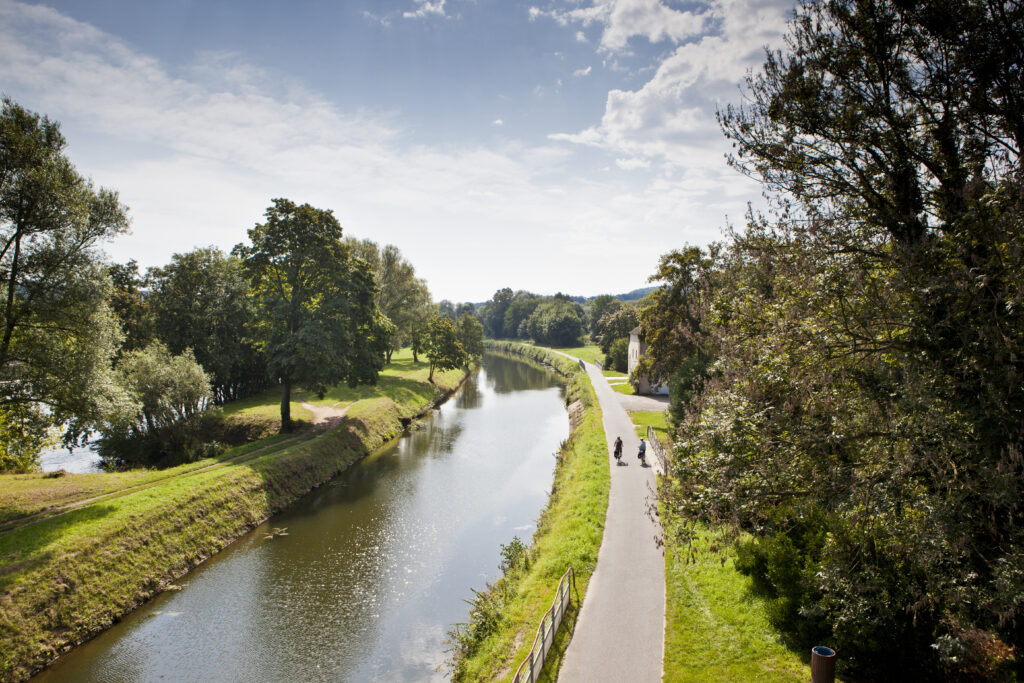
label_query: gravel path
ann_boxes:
[557,358,666,683]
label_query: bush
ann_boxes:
[605,337,629,373]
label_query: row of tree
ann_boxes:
[638,1,1023,679]
[0,98,482,471]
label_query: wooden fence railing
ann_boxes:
[647,426,670,474]
[511,567,576,682]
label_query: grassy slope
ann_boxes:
[0,434,307,524]
[548,343,604,365]
[455,341,609,682]
[660,511,810,682]
[2,349,441,525]
[0,354,465,682]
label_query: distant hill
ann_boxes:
[574,287,657,304]
[607,286,656,302]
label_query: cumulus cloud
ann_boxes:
[403,0,447,19]
[573,65,592,77]
[548,0,793,168]
[492,118,504,126]
[616,157,651,170]
[533,0,707,52]
[0,0,751,300]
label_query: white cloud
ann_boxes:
[573,65,592,77]
[403,0,446,19]
[575,30,588,42]
[615,157,650,170]
[535,0,707,52]
[0,0,782,300]
[0,0,745,300]
[492,118,504,126]
[549,0,792,168]
[362,10,392,26]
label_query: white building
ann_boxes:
[627,326,669,395]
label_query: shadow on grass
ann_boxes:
[0,503,117,590]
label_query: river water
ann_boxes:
[36,354,568,682]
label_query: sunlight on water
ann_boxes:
[36,355,568,682]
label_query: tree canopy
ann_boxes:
[345,237,433,363]
[149,247,265,403]
[235,198,388,431]
[425,315,466,381]
[0,98,131,470]
[646,1,1024,677]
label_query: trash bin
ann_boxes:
[811,646,836,683]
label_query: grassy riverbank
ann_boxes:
[0,355,465,682]
[660,504,811,682]
[449,341,609,682]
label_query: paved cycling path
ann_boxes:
[556,356,666,682]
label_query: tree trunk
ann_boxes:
[428,361,434,382]
[280,378,292,432]
[386,348,393,364]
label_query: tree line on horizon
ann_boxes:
[635,0,1023,679]
[474,287,643,370]
[0,98,482,472]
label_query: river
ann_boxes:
[35,354,568,682]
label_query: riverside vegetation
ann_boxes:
[447,341,609,682]
[635,1,1024,679]
[0,351,466,681]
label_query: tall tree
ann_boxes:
[525,299,585,347]
[148,247,264,402]
[455,313,484,365]
[425,315,466,381]
[437,299,457,321]
[235,199,388,431]
[107,260,153,352]
[481,287,513,338]
[587,294,622,336]
[344,238,433,363]
[0,98,130,470]
[594,305,639,354]
[651,0,1024,676]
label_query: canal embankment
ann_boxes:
[448,341,610,681]
[0,365,467,682]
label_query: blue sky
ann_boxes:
[0,0,795,301]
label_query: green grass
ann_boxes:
[0,434,310,526]
[611,380,636,395]
[219,348,451,419]
[218,388,315,422]
[602,369,627,378]
[451,341,610,682]
[661,510,810,682]
[0,355,468,681]
[628,410,670,442]
[546,343,604,365]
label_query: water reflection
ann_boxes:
[483,352,559,393]
[36,355,568,682]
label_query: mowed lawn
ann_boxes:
[221,347,435,420]
[628,409,670,442]
[547,343,604,365]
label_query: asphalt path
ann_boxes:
[558,359,666,683]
